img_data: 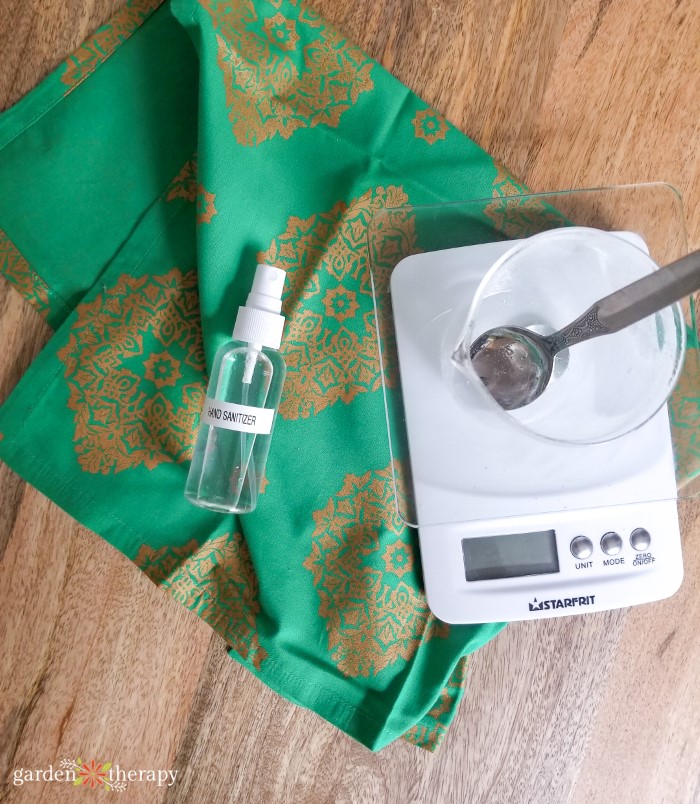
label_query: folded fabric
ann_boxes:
[1,0,697,752]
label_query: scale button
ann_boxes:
[600,531,623,555]
[570,535,593,559]
[630,528,651,551]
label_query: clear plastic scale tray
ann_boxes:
[366,184,700,530]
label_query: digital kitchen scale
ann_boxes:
[389,234,684,623]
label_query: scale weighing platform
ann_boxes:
[389,235,684,623]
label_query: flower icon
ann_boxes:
[263,13,300,52]
[383,541,414,578]
[75,759,111,789]
[412,108,449,145]
[143,351,182,389]
[322,286,359,323]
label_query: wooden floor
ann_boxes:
[1,1,699,802]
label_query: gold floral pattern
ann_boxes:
[412,107,449,144]
[670,347,700,486]
[383,541,413,578]
[196,186,218,224]
[303,462,448,678]
[143,351,183,389]
[402,723,445,750]
[428,656,468,718]
[483,163,566,239]
[367,202,423,395]
[263,12,299,51]
[322,286,358,323]
[259,185,417,419]
[201,0,374,145]
[0,228,53,320]
[136,532,267,669]
[402,656,469,751]
[57,268,206,474]
[165,155,218,225]
[60,0,164,92]
[166,157,198,203]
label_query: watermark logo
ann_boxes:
[12,759,178,792]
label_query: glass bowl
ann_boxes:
[451,227,686,444]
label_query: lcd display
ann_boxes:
[462,530,559,582]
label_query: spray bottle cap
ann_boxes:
[232,264,286,348]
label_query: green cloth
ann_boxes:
[0,0,696,751]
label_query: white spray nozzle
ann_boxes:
[232,264,287,351]
[247,264,285,314]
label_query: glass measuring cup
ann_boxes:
[451,227,686,444]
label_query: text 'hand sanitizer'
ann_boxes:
[185,264,287,513]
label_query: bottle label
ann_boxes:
[201,397,274,434]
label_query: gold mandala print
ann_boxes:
[166,155,218,225]
[402,656,468,752]
[196,186,218,224]
[61,0,164,91]
[412,107,449,144]
[201,0,374,145]
[303,462,448,678]
[58,268,206,474]
[136,532,267,669]
[166,157,198,203]
[259,185,417,419]
[0,228,53,321]
[483,163,566,239]
[670,347,700,486]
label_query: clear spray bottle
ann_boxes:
[185,264,287,513]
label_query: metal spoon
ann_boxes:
[464,248,700,411]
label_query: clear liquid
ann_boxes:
[185,340,286,513]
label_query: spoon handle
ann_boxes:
[547,248,700,354]
[597,248,700,331]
